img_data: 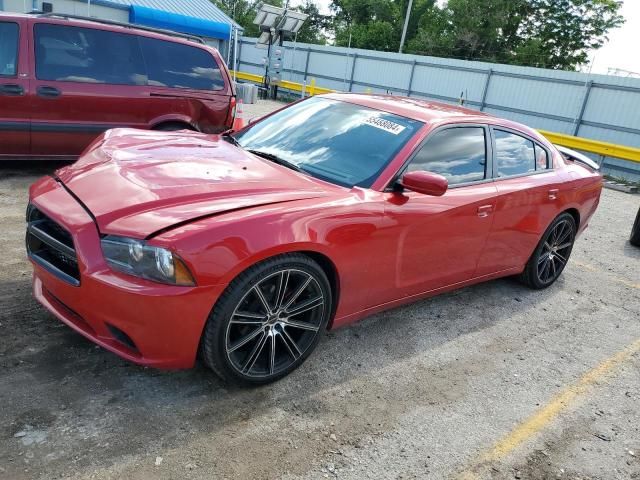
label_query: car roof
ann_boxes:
[324,93,492,123]
[324,93,547,143]
[0,12,31,19]
[1,12,210,50]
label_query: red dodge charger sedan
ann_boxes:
[27,94,602,384]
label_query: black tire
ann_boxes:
[630,207,640,247]
[152,122,195,132]
[200,253,332,385]
[519,212,577,289]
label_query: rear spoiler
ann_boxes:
[555,145,600,171]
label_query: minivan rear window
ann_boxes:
[0,22,19,76]
[139,36,225,91]
[34,23,146,85]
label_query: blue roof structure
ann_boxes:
[104,0,242,40]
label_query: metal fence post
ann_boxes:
[479,68,493,111]
[407,60,416,96]
[348,54,358,92]
[236,39,243,71]
[574,80,593,136]
[303,49,311,81]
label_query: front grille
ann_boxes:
[26,205,80,286]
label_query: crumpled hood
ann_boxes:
[55,129,332,238]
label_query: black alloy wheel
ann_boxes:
[519,212,576,289]
[200,254,332,385]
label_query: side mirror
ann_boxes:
[399,170,448,196]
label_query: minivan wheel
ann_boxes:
[519,212,576,289]
[152,122,195,132]
[200,254,332,385]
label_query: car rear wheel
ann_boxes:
[630,207,640,247]
[200,254,332,385]
[519,212,576,289]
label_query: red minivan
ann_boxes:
[0,13,236,160]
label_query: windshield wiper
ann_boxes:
[221,132,240,147]
[246,149,305,174]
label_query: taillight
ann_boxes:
[227,97,237,126]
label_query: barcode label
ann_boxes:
[364,116,406,135]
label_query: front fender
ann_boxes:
[152,196,385,321]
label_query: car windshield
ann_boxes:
[234,97,423,188]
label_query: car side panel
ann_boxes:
[367,184,498,306]
[146,88,232,133]
[0,16,30,156]
[25,18,232,157]
[475,169,566,275]
[151,191,387,324]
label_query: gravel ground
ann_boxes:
[0,106,639,479]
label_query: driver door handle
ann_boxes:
[477,205,493,218]
[0,83,24,96]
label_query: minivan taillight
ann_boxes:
[227,96,237,127]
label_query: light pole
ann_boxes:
[398,0,413,53]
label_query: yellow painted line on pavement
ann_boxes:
[573,261,640,289]
[460,338,640,479]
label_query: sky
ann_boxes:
[290,0,639,76]
[588,0,640,75]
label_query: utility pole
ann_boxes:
[398,0,413,53]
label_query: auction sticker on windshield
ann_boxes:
[364,116,406,135]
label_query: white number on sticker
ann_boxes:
[364,117,406,135]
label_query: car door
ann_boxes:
[29,21,150,157]
[368,125,498,305]
[475,127,564,276]
[0,17,30,157]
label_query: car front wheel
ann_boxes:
[200,254,332,385]
[519,212,576,289]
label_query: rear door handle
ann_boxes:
[477,205,493,218]
[37,86,61,98]
[548,189,559,200]
[0,83,24,96]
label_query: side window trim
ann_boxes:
[489,125,554,181]
[386,122,494,191]
[534,142,552,171]
[0,21,20,78]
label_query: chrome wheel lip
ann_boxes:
[224,268,325,379]
[536,219,574,284]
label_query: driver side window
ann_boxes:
[407,127,487,185]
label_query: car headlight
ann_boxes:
[100,236,195,286]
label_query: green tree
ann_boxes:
[331,0,432,50]
[406,0,624,69]
[294,1,332,44]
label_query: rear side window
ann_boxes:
[408,127,487,185]
[0,22,19,76]
[34,23,145,85]
[139,36,225,91]
[494,130,535,177]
